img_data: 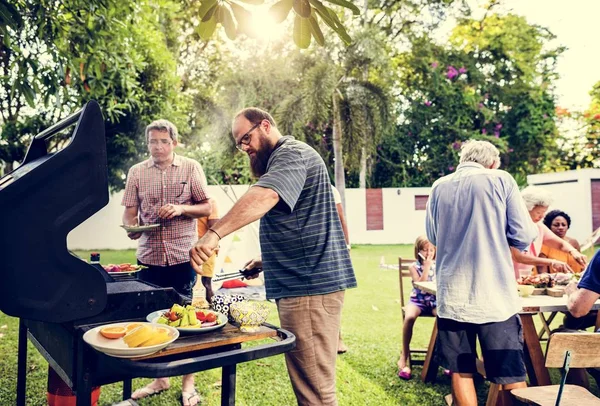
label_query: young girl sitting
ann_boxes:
[398,235,437,380]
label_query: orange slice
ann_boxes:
[126,323,143,333]
[100,326,127,339]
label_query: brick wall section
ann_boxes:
[366,189,384,230]
[592,180,600,230]
[414,195,429,211]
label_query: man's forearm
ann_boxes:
[567,288,599,318]
[210,186,279,239]
[180,200,211,218]
[123,206,138,225]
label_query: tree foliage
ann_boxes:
[373,12,563,187]
[188,0,359,48]
[0,0,188,190]
[575,81,600,167]
[1,0,586,194]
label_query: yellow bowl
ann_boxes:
[229,301,270,332]
[517,285,535,297]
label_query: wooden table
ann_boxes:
[414,281,600,387]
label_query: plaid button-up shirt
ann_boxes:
[122,154,210,266]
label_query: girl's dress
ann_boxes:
[409,261,436,314]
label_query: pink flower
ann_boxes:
[495,123,503,130]
[452,141,462,150]
[425,100,432,106]
[446,66,459,80]
[478,103,484,109]
[482,128,487,135]
[431,61,439,68]
[458,67,467,74]
[448,166,455,171]
[508,148,514,153]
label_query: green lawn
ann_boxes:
[0,245,596,405]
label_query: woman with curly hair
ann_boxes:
[539,209,584,274]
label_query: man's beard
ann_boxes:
[249,135,274,177]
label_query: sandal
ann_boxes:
[181,389,200,406]
[131,383,169,400]
[398,367,412,380]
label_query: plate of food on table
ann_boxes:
[147,303,227,334]
[517,272,576,296]
[83,321,179,358]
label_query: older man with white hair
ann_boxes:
[426,140,538,405]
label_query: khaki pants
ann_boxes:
[277,291,345,406]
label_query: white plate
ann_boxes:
[146,309,227,334]
[120,224,160,232]
[82,322,179,358]
[106,268,144,277]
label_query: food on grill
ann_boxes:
[123,325,172,348]
[156,304,221,328]
[102,263,147,273]
[100,326,127,339]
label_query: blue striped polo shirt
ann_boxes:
[254,136,357,300]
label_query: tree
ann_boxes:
[570,81,600,168]
[0,0,188,189]
[373,12,563,187]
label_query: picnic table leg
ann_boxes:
[595,309,600,331]
[221,364,236,406]
[537,312,557,341]
[520,313,551,386]
[17,320,27,406]
[122,379,132,400]
[421,318,439,383]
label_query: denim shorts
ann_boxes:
[138,260,197,298]
[436,314,526,384]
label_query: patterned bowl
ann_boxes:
[211,294,247,323]
[229,301,270,332]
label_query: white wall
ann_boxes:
[345,187,431,245]
[67,171,600,250]
[67,186,432,250]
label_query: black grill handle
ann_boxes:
[22,107,83,165]
[35,108,82,141]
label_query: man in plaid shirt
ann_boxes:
[122,119,211,406]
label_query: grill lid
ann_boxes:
[0,101,110,323]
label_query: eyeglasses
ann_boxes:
[149,139,173,146]
[235,122,261,151]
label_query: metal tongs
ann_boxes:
[213,268,262,282]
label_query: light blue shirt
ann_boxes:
[426,162,538,323]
